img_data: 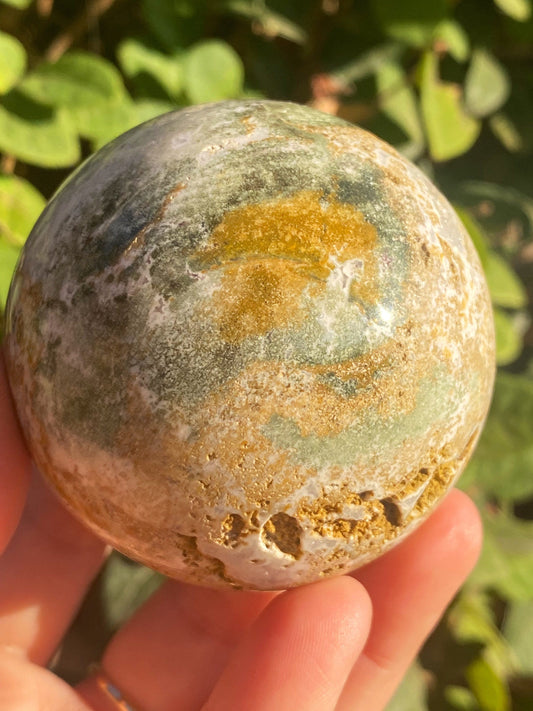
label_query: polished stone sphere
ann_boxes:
[5,100,495,590]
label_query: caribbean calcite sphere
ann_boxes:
[5,100,495,590]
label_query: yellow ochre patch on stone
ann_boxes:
[193,190,380,343]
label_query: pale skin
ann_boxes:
[0,354,483,711]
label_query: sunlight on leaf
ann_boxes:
[0,0,32,7]
[184,40,244,104]
[483,252,527,309]
[465,48,510,118]
[0,240,20,309]
[376,61,424,158]
[455,207,491,266]
[494,0,532,21]
[0,174,45,247]
[420,51,481,161]
[89,99,176,150]
[489,113,524,152]
[0,31,26,94]
[502,601,533,674]
[466,657,511,711]
[20,51,127,108]
[0,93,79,167]
[493,308,523,365]
[449,591,515,678]
[433,19,470,62]
[445,685,479,711]
[118,39,183,98]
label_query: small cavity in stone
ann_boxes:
[221,513,245,547]
[380,498,403,527]
[262,512,302,559]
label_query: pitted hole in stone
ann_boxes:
[380,498,402,527]
[221,513,245,547]
[262,512,302,559]
[359,490,375,501]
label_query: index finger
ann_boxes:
[0,352,31,553]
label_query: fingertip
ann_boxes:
[278,574,373,648]
[204,575,372,711]
[408,488,484,583]
[440,488,483,566]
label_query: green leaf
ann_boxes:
[502,601,533,674]
[449,591,515,677]
[183,40,244,104]
[222,0,308,45]
[0,92,79,167]
[133,98,175,121]
[444,686,479,711]
[489,113,524,152]
[118,39,183,98]
[463,373,533,501]
[80,100,138,149]
[101,553,163,631]
[456,207,527,310]
[141,0,208,51]
[493,308,523,365]
[420,52,481,161]
[385,662,428,711]
[455,207,491,267]
[459,181,533,235]
[0,174,45,247]
[494,0,532,21]
[484,252,527,309]
[0,240,20,309]
[20,51,127,109]
[433,20,470,62]
[376,61,424,159]
[450,591,501,646]
[0,31,26,94]
[465,657,511,711]
[19,52,135,148]
[373,0,448,47]
[0,0,32,7]
[20,53,131,149]
[333,43,402,86]
[470,509,533,601]
[82,98,175,151]
[465,49,510,118]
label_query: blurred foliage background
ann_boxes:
[1,0,532,709]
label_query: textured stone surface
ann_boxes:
[5,100,495,590]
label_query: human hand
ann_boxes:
[0,354,482,711]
